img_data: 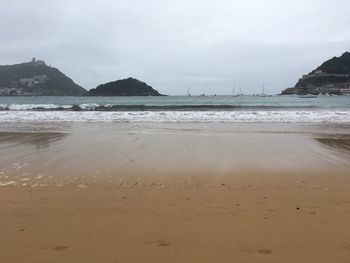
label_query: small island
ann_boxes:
[282,52,350,95]
[87,78,163,96]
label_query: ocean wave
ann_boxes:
[0,104,72,111]
[0,103,322,111]
[0,110,349,123]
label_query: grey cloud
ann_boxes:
[0,0,349,95]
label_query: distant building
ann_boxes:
[340,88,350,95]
[312,85,340,94]
[30,57,47,66]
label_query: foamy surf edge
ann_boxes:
[0,110,349,123]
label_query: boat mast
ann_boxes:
[262,83,265,95]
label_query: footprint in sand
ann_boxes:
[156,240,170,247]
[54,246,68,251]
[144,240,171,247]
[258,249,272,255]
[310,211,316,215]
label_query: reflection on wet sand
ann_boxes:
[0,123,349,189]
[0,132,67,150]
[315,135,350,153]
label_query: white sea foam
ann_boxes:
[0,110,349,123]
[0,181,17,186]
[79,103,99,110]
[5,104,71,110]
[0,104,7,110]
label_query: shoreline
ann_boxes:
[1,122,350,184]
[1,110,350,123]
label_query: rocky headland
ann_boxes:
[0,58,86,96]
[282,52,350,95]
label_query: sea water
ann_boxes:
[0,95,349,123]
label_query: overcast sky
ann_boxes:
[0,0,349,95]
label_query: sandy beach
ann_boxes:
[1,122,350,263]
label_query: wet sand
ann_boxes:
[0,122,350,263]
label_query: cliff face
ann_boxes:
[88,78,163,96]
[0,59,86,96]
[282,52,350,95]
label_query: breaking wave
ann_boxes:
[0,110,349,123]
[0,103,321,111]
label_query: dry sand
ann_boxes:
[0,122,350,263]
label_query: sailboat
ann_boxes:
[239,87,243,96]
[232,85,239,97]
[260,84,267,97]
[187,87,192,98]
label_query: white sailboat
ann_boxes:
[187,87,192,98]
[260,84,267,97]
[232,85,239,97]
[232,85,243,97]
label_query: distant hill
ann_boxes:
[316,52,350,74]
[282,52,350,95]
[88,78,163,96]
[0,58,86,96]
